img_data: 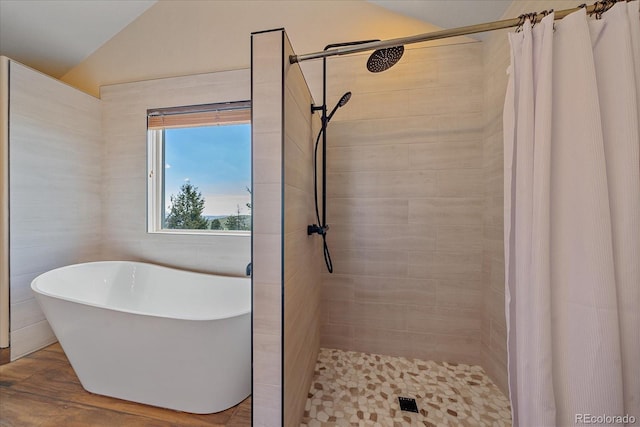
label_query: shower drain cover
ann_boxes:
[398,396,419,413]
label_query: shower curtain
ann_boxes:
[504,2,640,426]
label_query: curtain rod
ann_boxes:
[289,0,626,64]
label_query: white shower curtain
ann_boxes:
[504,2,640,426]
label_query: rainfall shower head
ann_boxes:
[366,45,405,73]
[326,91,352,123]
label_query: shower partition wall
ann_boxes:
[251,29,285,426]
[251,28,324,427]
[0,57,8,360]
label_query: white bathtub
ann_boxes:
[31,261,251,414]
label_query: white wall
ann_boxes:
[8,60,102,360]
[100,70,251,275]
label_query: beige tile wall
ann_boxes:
[282,33,323,427]
[100,70,251,276]
[251,29,284,427]
[6,59,255,368]
[481,17,510,396]
[482,23,509,392]
[7,61,102,360]
[316,43,486,366]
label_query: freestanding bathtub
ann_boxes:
[31,261,251,414]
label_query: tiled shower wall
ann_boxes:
[481,23,509,395]
[282,34,323,427]
[316,43,486,365]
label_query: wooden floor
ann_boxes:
[0,343,251,426]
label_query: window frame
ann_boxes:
[146,101,251,236]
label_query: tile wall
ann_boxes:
[7,61,102,360]
[282,33,323,427]
[314,43,486,366]
[100,70,251,275]
[251,29,284,427]
[7,60,254,360]
[480,14,510,396]
[251,28,324,427]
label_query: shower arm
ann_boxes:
[290,1,614,64]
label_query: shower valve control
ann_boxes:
[307,224,329,236]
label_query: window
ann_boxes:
[147,101,251,234]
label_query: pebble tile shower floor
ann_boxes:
[301,348,511,426]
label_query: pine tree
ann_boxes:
[210,218,222,230]
[165,182,210,229]
[224,205,244,231]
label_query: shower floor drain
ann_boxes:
[398,396,419,413]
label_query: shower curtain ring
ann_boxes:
[516,14,526,32]
[589,0,609,19]
[597,1,607,18]
[598,0,617,17]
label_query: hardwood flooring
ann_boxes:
[0,343,251,426]
[0,348,9,366]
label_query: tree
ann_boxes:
[210,218,222,230]
[165,182,210,229]
[246,186,252,211]
[224,204,251,231]
[225,205,245,231]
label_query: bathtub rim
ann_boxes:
[30,260,251,322]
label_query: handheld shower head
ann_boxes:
[337,91,351,107]
[367,45,404,73]
[326,91,352,123]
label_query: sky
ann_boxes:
[164,124,251,217]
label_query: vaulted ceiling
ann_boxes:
[0,0,156,77]
[0,0,510,79]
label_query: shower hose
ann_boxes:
[313,125,333,273]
